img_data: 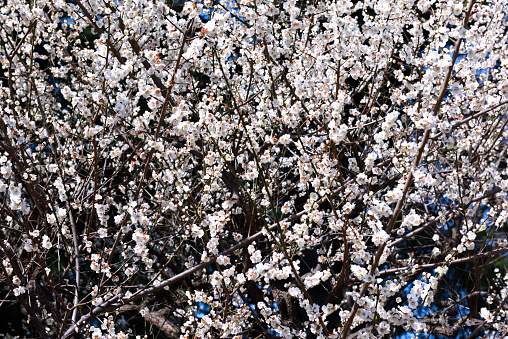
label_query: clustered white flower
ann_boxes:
[1,0,508,338]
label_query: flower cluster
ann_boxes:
[0,0,508,338]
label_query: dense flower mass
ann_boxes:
[1,0,508,338]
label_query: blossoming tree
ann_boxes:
[1,0,508,338]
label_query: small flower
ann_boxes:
[281,205,291,214]
[236,273,246,284]
[467,231,476,241]
[90,262,100,272]
[140,307,149,318]
[351,265,368,281]
[377,321,390,335]
[97,228,108,238]
[279,134,292,145]
[13,286,26,296]
[217,255,230,266]
[12,275,21,286]
[288,287,302,298]
[480,308,493,322]
[42,235,52,249]
[372,230,389,246]
[250,250,262,263]
[47,214,57,224]
[363,274,374,283]
[92,297,103,306]
[23,238,34,252]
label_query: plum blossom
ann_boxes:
[2,0,508,338]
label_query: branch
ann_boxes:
[143,307,180,339]
[378,248,508,276]
[431,100,508,140]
